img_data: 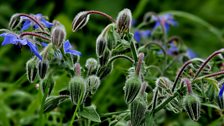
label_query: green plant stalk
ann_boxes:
[133,0,149,19]
[130,39,138,63]
[100,110,130,117]
[39,87,48,126]
[69,94,83,126]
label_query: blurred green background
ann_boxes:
[0,0,224,125]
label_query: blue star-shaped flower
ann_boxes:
[21,13,53,31]
[134,30,151,43]
[152,14,177,33]
[63,40,81,56]
[167,42,178,55]
[0,33,42,60]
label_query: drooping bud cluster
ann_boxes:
[116,8,132,35]
[72,11,90,32]
[51,25,66,48]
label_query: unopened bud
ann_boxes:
[99,49,111,66]
[38,60,49,79]
[124,76,141,104]
[103,24,118,50]
[156,77,172,95]
[8,14,20,30]
[86,75,101,94]
[183,94,201,121]
[116,8,132,34]
[26,59,38,83]
[72,11,90,32]
[41,77,54,96]
[51,25,66,48]
[85,58,98,74]
[43,95,68,113]
[217,84,224,109]
[96,34,107,57]
[130,97,147,126]
[206,83,218,101]
[69,76,86,105]
[97,64,113,79]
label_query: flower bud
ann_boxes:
[130,97,147,126]
[38,60,49,79]
[99,49,111,66]
[123,76,141,104]
[69,76,86,105]
[206,83,218,101]
[85,58,98,74]
[72,11,90,32]
[8,14,20,30]
[51,25,66,48]
[183,94,201,121]
[86,75,101,94]
[217,84,224,109]
[43,95,68,113]
[41,77,54,96]
[156,77,172,95]
[26,59,38,83]
[96,34,107,57]
[97,64,113,79]
[116,8,132,34]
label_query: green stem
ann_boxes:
[100,110,130,117]
[153,88,182,113]
[69,95,82,126]
[108,55,134,65]
[130,39,138,63]
[133,0,149,19]
[39,86,48,126]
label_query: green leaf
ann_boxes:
[79,105,101,123]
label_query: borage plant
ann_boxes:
[1,8,224,126]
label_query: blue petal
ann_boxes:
[0,33,18,46]
[15,38,28,45]
[41,42,48,47]
[41,18,53,28]
[27,41,42,60]
[21,20,31,31]
[63,40,81,56]
[141,30,151,37]
[219,84,224,98]
[186,49,197,59]
[66,49,81,56]
[134,31,141,42]
[63,40,72,52]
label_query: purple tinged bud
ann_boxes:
[124,76,141,104]
[72,11,90,32]
[116,8,132,34]
[8,13,21,30]
[26,59,38,83]
[51,25,66,48]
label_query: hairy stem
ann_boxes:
[87,10,116,23]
